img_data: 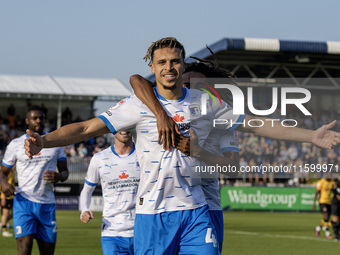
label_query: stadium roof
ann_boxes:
[0,75,132,100]
[147,37,340,89]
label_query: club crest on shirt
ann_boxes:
[189,104,201,118]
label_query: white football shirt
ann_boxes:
[99,87,242,214]
[82,145,140,237]
[1,134,66,204]
[201,130,239,210]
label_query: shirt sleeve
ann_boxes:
[57,147,67,161]
[79,183,96,213]
[1,139,18,168]
[220,131,239,153]
[98,96,140,134]
[84,155,101,186]
[210,97,245,131]
[80,155,101,213]
[316,181,322,191]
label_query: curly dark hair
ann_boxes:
[144,37,186,66]
[184,50,236,105]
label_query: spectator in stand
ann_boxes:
[7,104,16,129]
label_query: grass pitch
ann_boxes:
[0,210,338,254]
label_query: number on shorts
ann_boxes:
[205,228,218,247]
[16,226,22,235]
[52,221,57,233]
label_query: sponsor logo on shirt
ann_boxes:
[172,114,185,122]
[108,99,125,113]
[119,172,129,179]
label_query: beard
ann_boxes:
[161,83,177,91]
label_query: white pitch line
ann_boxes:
[225,230,337,243]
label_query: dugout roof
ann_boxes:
[0,75,132,128]
[0,75,132,100]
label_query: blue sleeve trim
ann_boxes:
[85,179,97,187]
[221,147,239,153]
[229,114,245,132]
[98,115,117,135]
[1,161,14,168]
[57,157,67,161]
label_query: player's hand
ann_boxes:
[24,129,43,159]
[157,113,180,151]
[312,204,316,211]
[0,182,15,198]
[80,211,94,223]
[42,170,61,183]
[312,121,340,149]
[175,133,190,156]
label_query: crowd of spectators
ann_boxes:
[222,108,340,186]
[0,105,114,159]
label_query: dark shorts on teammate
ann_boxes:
[1,199,13,210]
[319,203,331,214]
[331,201,340,216]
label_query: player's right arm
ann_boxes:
[79,154,101,224]
[25,117,110,159]
[79,183,96,223]
[129,74,180,150]
[0,165,15,197]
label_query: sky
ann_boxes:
[1,0,340,113]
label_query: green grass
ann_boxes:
[0,210,338,254]
[223,211,338,255]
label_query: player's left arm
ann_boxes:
[237,115,340,149]
[42,160,69,183]
[79,183,96,223]
[0,165,15,197]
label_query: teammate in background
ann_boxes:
[0,170,15,237]
[181,61,240,252]
[330,177,340,241]
[312,177,336,239]
[0,105,69,255]
[79,130,140,255]
[24,37,340,254]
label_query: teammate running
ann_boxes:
[0,170,15,237]
[331,177,340,241]
[312,177,336,239]
[79,130,140,255]
[0,105,69,255]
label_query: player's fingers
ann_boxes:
[174,124,180,135]
[171,129,176,148]
[89,211,94,219]
[165,130,171,151]
[26,129,34,137]
[325,120,337,130]
[158,130,162,145]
